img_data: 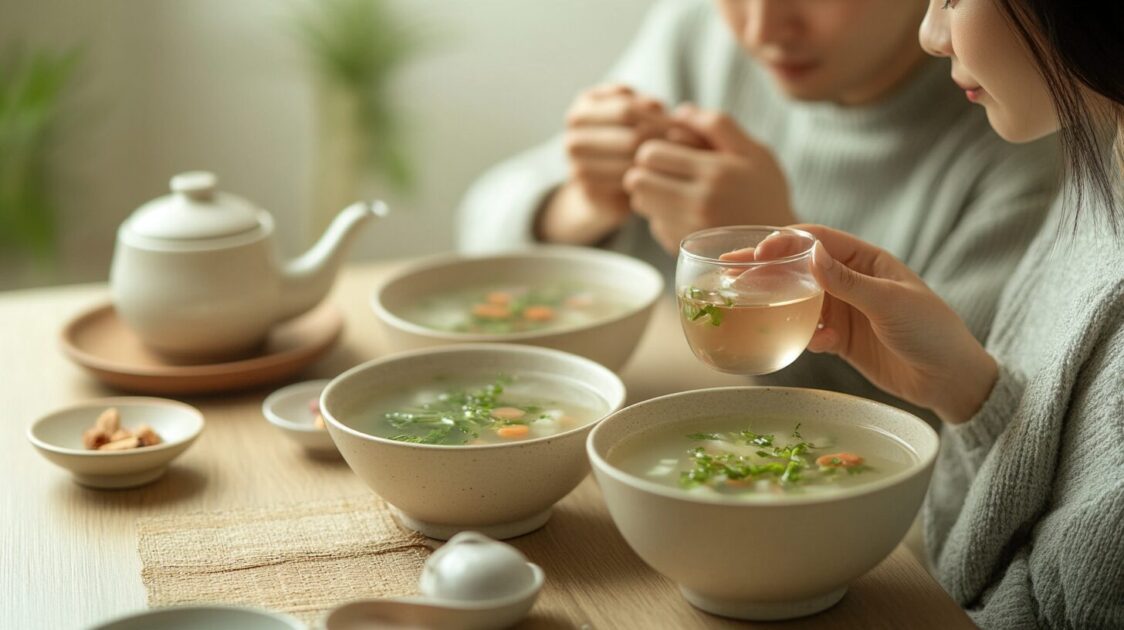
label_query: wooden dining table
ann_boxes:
[0,261,975,629]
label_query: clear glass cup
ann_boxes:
[677,226,823,375]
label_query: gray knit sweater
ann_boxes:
[925,191,1124,628]
[455,0,1059,417]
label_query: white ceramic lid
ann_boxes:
[126,171,262,240]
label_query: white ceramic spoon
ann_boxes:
[323,532,545,630]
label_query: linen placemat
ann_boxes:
[137,495,432,623]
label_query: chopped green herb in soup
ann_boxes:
[403,283,628,334]
[358,375,607,445]
[611,417,914,498]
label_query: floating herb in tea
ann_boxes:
[679,287,733,327]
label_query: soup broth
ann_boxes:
[611,415,914,499]
[354,374,607,445]
[403,283,629,334]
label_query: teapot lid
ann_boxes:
[127,172,262,240]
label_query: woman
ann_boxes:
[796,0,1123,625]
[457,0,1057,418]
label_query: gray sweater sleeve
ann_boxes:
[926,292,1124,628]
[455,0,705,254]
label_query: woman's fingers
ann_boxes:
[810,241,891,319]
[806,293,851,356]
[806,327,840,354]
[753,232,811,260]
[717,246,756,263]
[796,224,911,281]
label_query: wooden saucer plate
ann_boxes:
[60,302,344,395]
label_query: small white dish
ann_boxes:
[324,532,544,630]
[87,605,303,629]
[27,397,204,489]
[261,379,338,457]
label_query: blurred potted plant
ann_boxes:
[0,48,79,277]
[293,0,421,239]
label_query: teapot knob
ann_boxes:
[170,171,218,202]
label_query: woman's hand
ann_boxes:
[536,84,670,245]
[624,104,796,253]
[797,225,998,424]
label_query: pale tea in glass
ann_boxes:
[677,226,823,375]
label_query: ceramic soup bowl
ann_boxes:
[587,387,938,621]
[88,605,302,629]
[371,246,663,371]
[321,344,626,540]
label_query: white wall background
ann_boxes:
[0,0,654,289]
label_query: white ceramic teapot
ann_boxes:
[110,171,386,361]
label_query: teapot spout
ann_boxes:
[278,200,388,323]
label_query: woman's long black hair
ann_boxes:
[996,1,1123,227]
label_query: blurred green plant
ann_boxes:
[0,48,79,259]
[293,0,422,193]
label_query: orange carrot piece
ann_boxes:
[496,425,530,439]
[816,452,865,468]
[522,305,555,321]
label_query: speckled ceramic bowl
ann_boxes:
[588,387,938,621]
[321,344,627,540]
[371,246,664,371]
[88,605,302,629]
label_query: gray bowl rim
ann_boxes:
[321,343,628,450]
[587,385,940,508]
[370,245,665,342]
[27,396,205,457]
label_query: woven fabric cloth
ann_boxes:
[137,495,432,623]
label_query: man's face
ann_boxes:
[716,0,928,105]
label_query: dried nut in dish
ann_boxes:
[81,407,163,451]
[100,436,141,451]
[135,424,162,447]
[96,407,120,435]
[82,426,111,450]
